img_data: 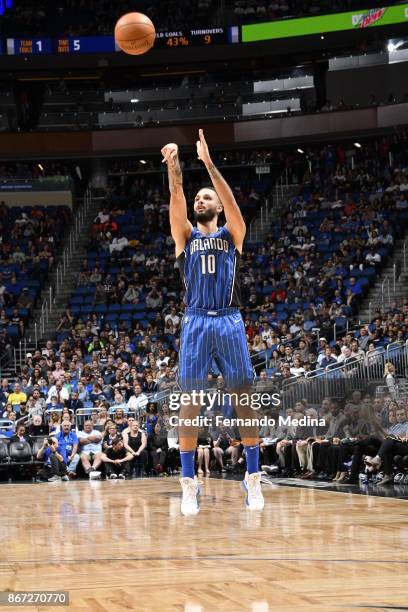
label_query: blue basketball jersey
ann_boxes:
[176,226,241,310]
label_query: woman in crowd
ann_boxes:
[48,411,61,434]
[123,420,148,477]
[113,408,127,432]
[95,405,108,431]
[251,334,267,352]
[166,425,180,474]
[145,403,158,435]
[384,362,397,398]
[102,422,118,451]
[196,427,213,476]
[147,422,168,475]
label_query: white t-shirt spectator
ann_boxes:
[146,255,159,268]
[156,356,170,368]
[132,252,145,264]
[289,323,302,335]
[77,429,102,454]
[378,233,393,246]
[290,366,305,377]
[94,211,110,224]
[165,313,181,328]
[46,385,70,404]
[261,328,273,344]
[109,237,129,254]
[366,252,381,265]
[127,392,148,412]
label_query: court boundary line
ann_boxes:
[252,478,408,502]
[2,556,408,565]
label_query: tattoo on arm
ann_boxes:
[168,158,183,195]
[207,162,222,181]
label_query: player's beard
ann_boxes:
[194,209,217,223]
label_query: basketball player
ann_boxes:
[161,129,264,515]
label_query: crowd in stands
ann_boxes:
[241,136,408,379]
[0,134,407,487]
[0,0,396,36]
[1,378,408,485]
[0,203,71,347]
[258,391,408,486]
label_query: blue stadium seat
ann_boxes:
[94,304,107,314]
[335,316,347,330]
[80,306,94,315]
[109,304,121,313]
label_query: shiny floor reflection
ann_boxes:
[0,478,407,611]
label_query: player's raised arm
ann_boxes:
[196,129,246,251]
[161,142,192,255]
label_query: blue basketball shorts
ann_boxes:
[178,307,255,392]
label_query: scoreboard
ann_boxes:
[7,36,115,55]
[7,38,53,54]
[55,36,115,54]
[5,27,239,55]
[156,27,234,47]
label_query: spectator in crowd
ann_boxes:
[102,423,118,451]
[8,382,26,408]
[166,425,180,474]
[28,414,48,437]
[384,362,397,398]
[36,437,69,482]
[213,427,240,472]
[101,435,132,479]
[77,420,103,476]
[10,423,30,444]
[147,422,168,475]
[196,427,213,476]
[123,420,148,477]
[56,421,79,478]
[366,406,408,484]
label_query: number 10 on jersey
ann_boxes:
[200,254,215,274]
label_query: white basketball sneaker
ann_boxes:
[242,471,264,511]
[180,477,200,516]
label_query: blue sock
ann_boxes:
[180,450,195,479]
[245,445,259,475]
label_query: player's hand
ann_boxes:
[196,129,212,165]
[161,143,178,164]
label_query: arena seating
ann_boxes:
[0,135,407,486]
[0,203,71,345]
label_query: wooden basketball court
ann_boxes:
[0,478,407,611]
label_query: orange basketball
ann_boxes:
[114,12,156,56]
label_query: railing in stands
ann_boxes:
[247,168,293,243]
[37,186,92,338]
[368,239,408,321]
[280,341,408,408]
